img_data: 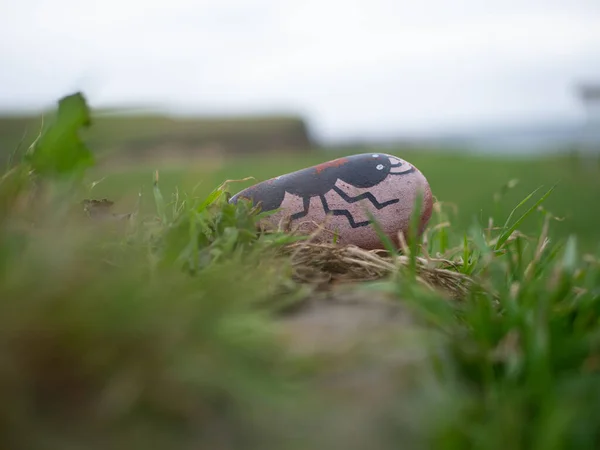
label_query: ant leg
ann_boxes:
[332,185,399,209]
[290,196,311,221]
[319,195,371,228]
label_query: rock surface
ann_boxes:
[230,153,434,249]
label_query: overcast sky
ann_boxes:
[1,0,599,140]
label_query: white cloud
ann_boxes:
[0,0,599,139]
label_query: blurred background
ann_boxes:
[1,0,599,245]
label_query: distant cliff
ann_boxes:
[0,110,314,162]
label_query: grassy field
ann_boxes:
[2,92,600,450]
[88,148,600,249]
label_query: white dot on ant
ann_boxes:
[372,154,379,158]
[376,164,384,170]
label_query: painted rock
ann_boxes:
[229,153,434,250]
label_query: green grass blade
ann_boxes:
[495,184,557,251]
[499,185,542,232]
[153,170,167,224]
[561,235,578,276]
[366,210,397,255]
[408,189,424,275]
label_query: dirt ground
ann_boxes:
[270,285,438,449]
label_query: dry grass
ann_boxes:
[280,242,474,300]
[258,209,475,300]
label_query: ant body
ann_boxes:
[229,153,415,228]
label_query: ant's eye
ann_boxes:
[376,164,384,170]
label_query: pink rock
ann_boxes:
[229,153,434,250]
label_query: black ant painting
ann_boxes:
[229,153,416,228]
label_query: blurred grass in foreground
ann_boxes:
[1,92,600,450]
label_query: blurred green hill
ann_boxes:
[0,109,314,162]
